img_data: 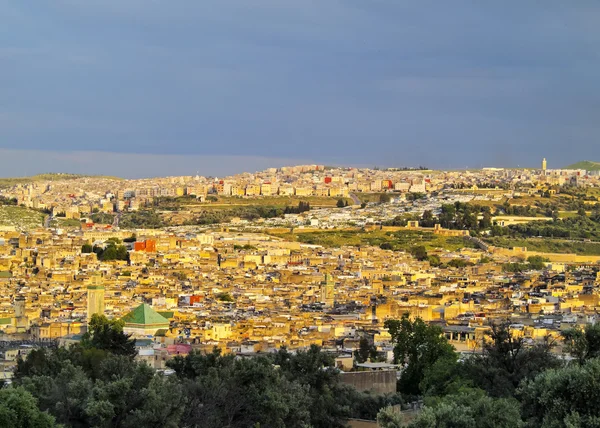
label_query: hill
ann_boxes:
[0,206,45,230]
[0,173,122,188]
[566,160,600,171]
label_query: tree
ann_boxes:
[337,199,346,208]
[410,246,428,262]
[81,244,93,253]
[385,315,456,395]
[81,314,136,358]
[460,322,560,398]
[379,194,392,204]
[526,255,549,270]
[354,337,379,364]
[18,351,182,428]
[562,323,600,364]
[0,386,58,428]
[378,389,523,428]
[519,358,600,427]
[169,348,312,428]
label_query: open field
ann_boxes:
[274,229,474,252]
[164,195,352,211]
[0,206,45,230]
[486,237,600,256]
[51,218,83,228]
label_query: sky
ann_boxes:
[1,1,600,178]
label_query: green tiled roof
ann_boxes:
[121,304,169,326]
[158,311,174,319]
[0,271,12,278]
[0,317,12,325]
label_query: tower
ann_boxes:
[87,285,105,322]
[542,158,547,173]
[370,295,378,326]
[14,295,29,332]
[320,273,335,306]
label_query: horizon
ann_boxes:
[0,153,593,180]
[2,2,600,176]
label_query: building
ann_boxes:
[87,285,105,322]
[121,303,170,337]
[321,273,335,306]
[14,295,29,332]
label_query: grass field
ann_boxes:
[165,195,352,211]
[486,237,600,255]
[51,218,83,228]
[275,229,473,252]
[0,206,45,230]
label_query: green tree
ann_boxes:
[527,256,549,270]
[385,314,456,395]
[410,246,428,262]
[378,389,523,428]
[460,322,560,398]
[81,244,93,253]
[82,314,136,358]
[379,193,392,204]
[169,348,312,428]
[337,198,346,208]
[519,358,600,428]
[562,323,600,364]
[0,386,58,428]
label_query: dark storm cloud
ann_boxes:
[1,1,599,176]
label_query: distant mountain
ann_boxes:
[565,160,600,171]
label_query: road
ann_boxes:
[113,211,122,229]
[44,215,53,228]
[349,193,361,206]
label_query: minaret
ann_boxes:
[370,295,378,325]
[14,295,29,332]
[87,285,105,322]
[542,158,547,173]
[320,273,335,306]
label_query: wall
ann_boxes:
[340,370,397,394]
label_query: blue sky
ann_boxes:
[1,1,599,177]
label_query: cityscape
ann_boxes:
[1,159,600,426]
[3,1,600,427]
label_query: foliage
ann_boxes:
[379,193,392,204]
[93,240,129,262]
[562,323,600,364]
[385,314,456,395]
[281,230,469,253]
[215,292,234,302]
[0,386,58,427]
[81,314,137,358]
[90,212,115,225]
[410,245,428,261]
[119,210,166,228]
[459,322,560,398]
[16,349,182,428]
[399,389,523,428]
[0,196,18,205]
[167,345,368,428]
[354,337,380,363]
[81,244,93,253]
[519,358,600,428]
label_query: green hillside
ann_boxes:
[0,206,45,230]
[566,160,600,171]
